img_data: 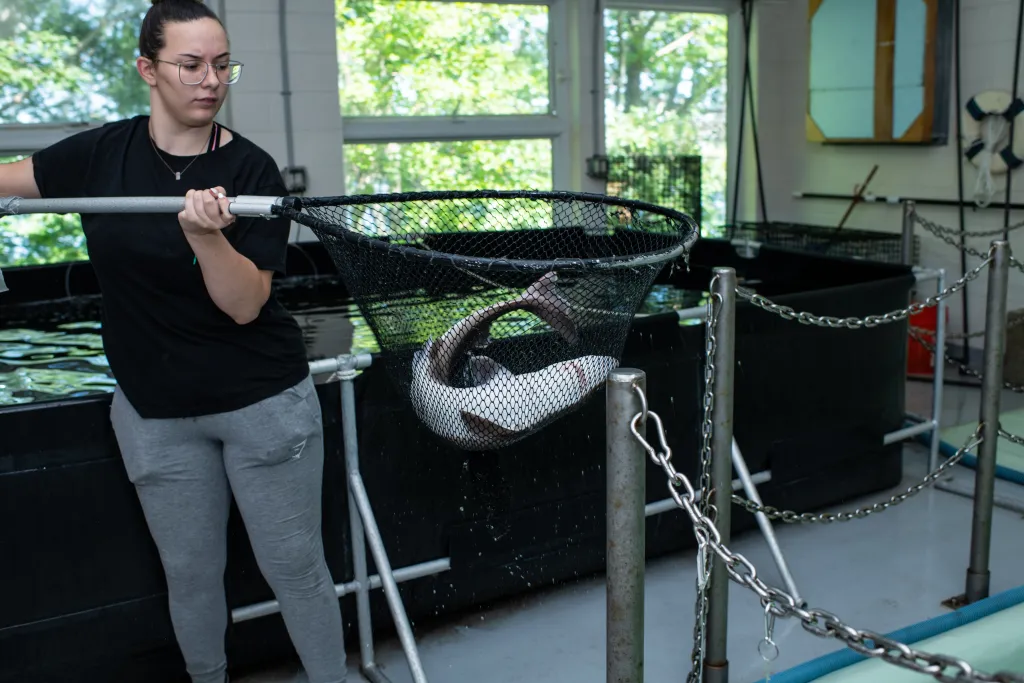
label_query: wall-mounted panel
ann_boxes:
[808,0,953,145]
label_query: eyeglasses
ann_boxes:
[152,59,244,86]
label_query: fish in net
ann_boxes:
[278,190,699,451]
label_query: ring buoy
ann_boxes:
[963,91,1024,173]
[962,91,1024,207]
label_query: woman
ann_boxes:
[0,2,348,682]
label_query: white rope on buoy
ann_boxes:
[962,90,1024,208]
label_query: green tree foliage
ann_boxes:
[0,0,150,124]
[604,10,728,231]
[0,0,149,267]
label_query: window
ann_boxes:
[603,8,729,230]
[345,140,553,195]
[337,1,550,118]
[336,0,565,193]
[0,156,87,267]
[0,0,151,125]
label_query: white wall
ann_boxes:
[220,0,344,243]
[737,0,1024,347]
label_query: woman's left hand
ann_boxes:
[179,187,236,236]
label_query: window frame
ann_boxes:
[587,0,743,219]
[0,0,743,226]
[337,0,573,194]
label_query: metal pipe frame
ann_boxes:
[703,267,736,683]
[930,268,948,472]
[339,361,429,683]
[731,440,801,606]
[227,353,434,683]
[965,240,1010,604]
[605,368,647,683]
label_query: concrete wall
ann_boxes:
[736,0,1024,346]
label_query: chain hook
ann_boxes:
[759,600,780,663]
[632,381,648,425]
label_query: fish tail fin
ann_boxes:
[520,271,579,344]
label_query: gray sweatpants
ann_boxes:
[110,374,347,683]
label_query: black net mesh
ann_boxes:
[278,190,699,451]
[722,221,919,265]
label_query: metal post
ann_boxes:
[901,200,916,265]
[965,240,1010,604]
[339,360,428,683]
[605,368,647,683]
[703,267,736,683]
[929,269,947,472]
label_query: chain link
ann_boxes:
[942,313,1024,340]
[911,212,1024,239]
[735,252,991,330]
[908,327,1024,395]
[912,214,1009,261]
[731,440,969,522]
[630,413,1022,683]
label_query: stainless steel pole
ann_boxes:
[703,267,736,683]
[965,240,1010,604]
[901,200,916,265]
[339,356,428,683]
[929,268,947,472]
[606,368,646,683]
[0,194,286,217]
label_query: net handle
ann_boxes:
[0,195,297,218]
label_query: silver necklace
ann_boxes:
[148,124,213,181]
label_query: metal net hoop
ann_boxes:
[277,189,700,451]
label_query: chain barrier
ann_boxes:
[911,212,1024,240]
[908,327,1024,395]
[942,310,1024,341]
[735,251,991,330]
[911,211,1024,281]
[907,328,1024,448]
[629,407,1023,683]
[730,439,970,522]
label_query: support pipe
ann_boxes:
[605,368,647,683]
[704,267,737,683]
[965,240,1010,603]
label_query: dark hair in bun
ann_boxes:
[140,0,223,60]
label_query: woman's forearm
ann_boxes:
[185,230,270,324]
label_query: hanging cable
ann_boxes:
[729,0,761,225]
[953,0,970,361]
[1004,0,1024,238]
[743,0,768,223]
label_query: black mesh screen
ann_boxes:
[280,190,699,451]
[722,221,918,265]
[587,154,703,228]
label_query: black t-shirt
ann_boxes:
[32,115,310,419]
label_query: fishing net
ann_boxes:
[277,190,699,451]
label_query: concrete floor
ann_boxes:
[237,368,1024,683]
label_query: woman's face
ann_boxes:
[141,18,231,127]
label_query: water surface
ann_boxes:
[0,279,707,408]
